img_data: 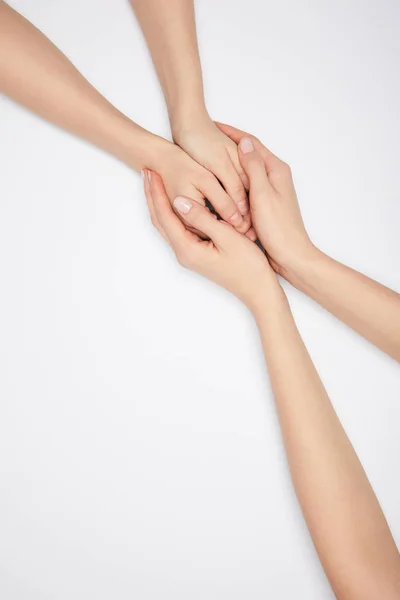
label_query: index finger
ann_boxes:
[201,176,251,235]
[142,169,169,243]
[149,171,189,247]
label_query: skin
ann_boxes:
[129,0,251,215]
[143,152,400,599]
[217,124,400,362]
[0,0,252,236]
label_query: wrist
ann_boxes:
[281,245,326,291]
[246,275,287,321]
[100,111,166,172]
[170,102,210,141]
[117,121,173,173]
[140,135,176,172]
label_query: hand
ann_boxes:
[216,123,316,277]
[171,113,250,216]
[143,170,281,313]
[147,137,254,238]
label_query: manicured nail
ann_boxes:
[240,137,254,154]
[147,170,151,183]
[229,211,242,225]
[238,199,248,214]
[140,169,145,180]
[174,196,192,214]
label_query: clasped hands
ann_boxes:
[143,122,316,316]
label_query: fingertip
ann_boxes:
[237,198,249,215]
[239,137,255,154]
[229,211,244,228]
[173,196,193,215]
[246,228,257,242]
[142,170,152,205]
[148,170,166,199]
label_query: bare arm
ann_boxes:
[145,162,400,599]
[130,0,205,126]
[0,0,162,171]
[218,123,400,362]
[288,249,400,362]
[238,137,400,597]
[0,1,249,231]
[130,0,251,216]
[254,298,400,599]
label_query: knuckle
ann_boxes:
[247,156,265,176]
[253,154,265,168]
[237,220,251,234]
[218,201,235,218]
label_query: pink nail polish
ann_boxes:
[240,137,254,154]
[238,200,248,214]
[174,196,192,214]
[230,211,242,225]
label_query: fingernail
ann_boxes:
[240,137,254,154]
[173,196,192,215]
[238,199,248,214]
[140,169,145,180]
[248,229,257,241]
[147,170,151,183]
[229,211,242,225]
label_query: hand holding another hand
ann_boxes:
[172,113,250,213]
[143,170,281,314]
[217,124,316,278]
[147,137,255,239]
[143,126,316,315]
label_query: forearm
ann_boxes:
[0,1,165,171]
[130,0,207,131]
[286,248,400,361]
[254,296,400,598]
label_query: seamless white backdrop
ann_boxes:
[0,0,399,598]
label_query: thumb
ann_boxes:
[238,137,273,196]
[173,196,233,247]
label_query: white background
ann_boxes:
[0,0,399,598]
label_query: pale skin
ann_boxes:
[143,147,400,598]
[216,124,400,362]
[0,0,252,236]
[130,0,251,213]
[1,0,399,591]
